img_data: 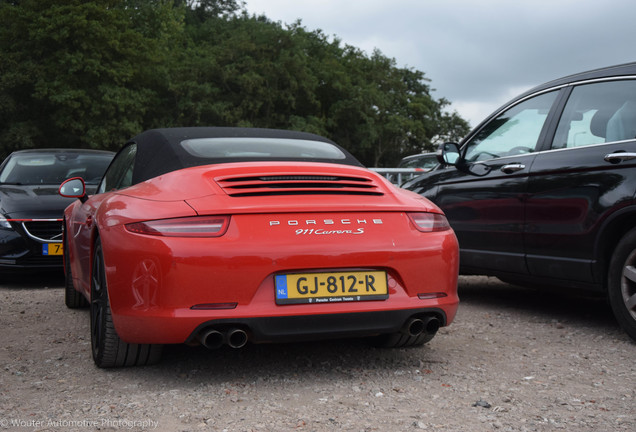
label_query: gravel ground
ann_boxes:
[0,273,634,432]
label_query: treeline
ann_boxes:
[0,0,470,166]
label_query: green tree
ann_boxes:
[289,30,469,166]
[171,13,470,166]
[0,0,184,156]
[0,0,470,166]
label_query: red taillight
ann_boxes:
[125,216,230,237]
[407,212,451,232]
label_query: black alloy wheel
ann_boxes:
[608,228,636,341]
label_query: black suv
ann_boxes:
[405,62,636,341]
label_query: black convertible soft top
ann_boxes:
[127,127,363,184]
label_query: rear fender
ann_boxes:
[593,204,636,290]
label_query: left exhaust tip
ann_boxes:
[199,329,225,349]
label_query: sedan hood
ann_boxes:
[0,185,80,219]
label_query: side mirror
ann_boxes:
[59,177,87,202]
[436,142,461,166]
[436,141,492,177]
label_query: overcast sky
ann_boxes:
[244,0,636,127]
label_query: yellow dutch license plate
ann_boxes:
[275,270,388,305]
[42,243,63,256]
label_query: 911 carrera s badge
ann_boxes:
[295,228,364,235]
[269,218,383,235]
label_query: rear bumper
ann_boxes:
[186,307,448,344]
[111,289,459,344]
[98,212,460,345]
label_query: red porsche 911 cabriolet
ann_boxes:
[59,127,459,367]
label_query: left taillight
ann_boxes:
[125,216,230,238]
[407,212,451,232]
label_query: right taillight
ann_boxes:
[407,212,451,232]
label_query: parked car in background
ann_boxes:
[397,152,439,171]
[404,62,636,341]
[0,149,114,271]
[60,127,459,367]
[371,152,439,185]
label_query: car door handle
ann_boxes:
[604,152,636,163]
[500,163,525,174]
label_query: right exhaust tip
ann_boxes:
[424,316,440,335]
[404,316,440,337]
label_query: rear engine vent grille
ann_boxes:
[216,174,384,197]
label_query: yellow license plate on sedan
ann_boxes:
[42,243,63,256]
[275,270,388,305]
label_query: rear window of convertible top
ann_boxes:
[180,137,347,161]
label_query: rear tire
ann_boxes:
[371,332,436,348]
[90,237,162,367]
[608,228,636,341]
[64,232,87,309]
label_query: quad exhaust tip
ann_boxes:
[199,328,249,349]
[199,329,225,349]
[403,316,440,337]
[227,328,248,349]
[198,316,440,349]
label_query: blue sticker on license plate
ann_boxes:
[42,243,63,256]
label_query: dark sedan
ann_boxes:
[0,149,113,271]
[405,62,636,341]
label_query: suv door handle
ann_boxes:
[501,163,525,174]
[604,152,636,163]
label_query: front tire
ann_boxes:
[608,228,636,341]
[90,237,162,367]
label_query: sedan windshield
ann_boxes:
[0,152,113,185]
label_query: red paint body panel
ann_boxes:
[64,162,459,344]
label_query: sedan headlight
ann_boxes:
[0,214,12,229]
